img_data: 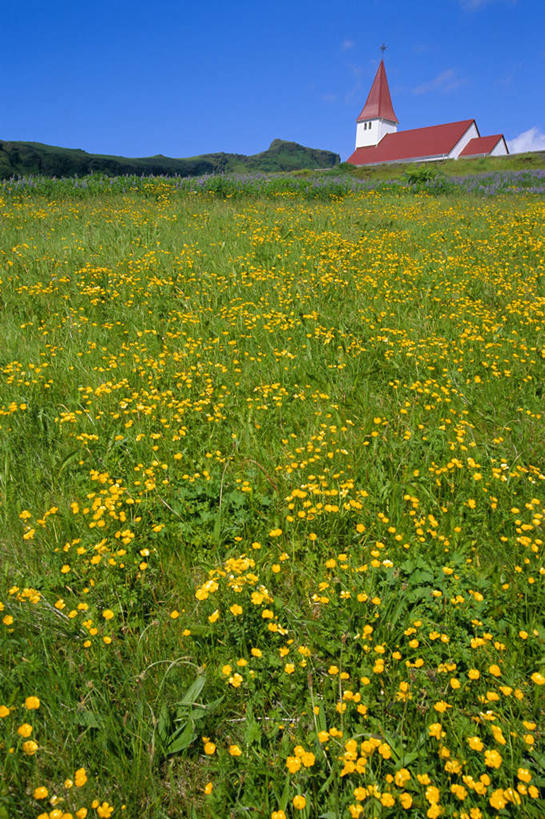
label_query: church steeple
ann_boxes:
[355,56,398,149]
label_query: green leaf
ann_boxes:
[58,450,79,474]
[178,675,206,706]
[157,702,170,742]
[279,775,291,811]
[315,704,327,734]
[77,710,100,728]
[167,720,196,755]
[244,702,261,745]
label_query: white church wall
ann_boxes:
[356,118,397,148]
[378,119,397,143]
[449,122,479,159]
[491,138,508,156]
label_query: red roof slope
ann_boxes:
[357,60,398,123]
[347,120,477,166]
[458,135,506,157]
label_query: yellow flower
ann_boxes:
[0,705,10,718]
[301,751,315,767]
[25,696,40,710]
[286,756,301,773]
[484,749,502,768]
[204,782,213,795]
[425,786,440,804]
[317,730,329,743]
[489,789,506,810]
[33,787,49,799]
[102,609,114,620]
[97,802,114,818]
[74,768,88,787]
[531,671,545,685]
[467,736,484,751]
[491,725,506,745]
[395,768,411,787]
[268,528,282,537]
[433,700,451,713]
[271,812,286,819]
[399,792,413,809]
[22,740,39,755]
[229,604,243,616]
[378,742,391,759]
[203,741,216,755]
[517,768,531,783]
[292,795,306,810]
[229,744,242,756]
[17,723,33,737]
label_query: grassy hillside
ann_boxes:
[0,138,340,179]
[338,148,545,181]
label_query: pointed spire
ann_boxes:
[357,60,398,124]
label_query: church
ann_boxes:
[347,58,508,166]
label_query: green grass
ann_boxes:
[0,182,544,819]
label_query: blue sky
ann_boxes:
[2,0,544,160]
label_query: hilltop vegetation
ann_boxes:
[1,182,544,818]
[340,148,545,182]
[0,138,339,179]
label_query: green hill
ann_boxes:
[0,138,340,179]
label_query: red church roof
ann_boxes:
[357,60,398,124]
[458,135,507,157]
[347,120,478,166]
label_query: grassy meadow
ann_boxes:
[1,179,544,818]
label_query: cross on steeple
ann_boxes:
[380,43,387,58]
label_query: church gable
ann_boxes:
[459,135,509,158]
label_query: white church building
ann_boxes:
[347,59,508,167]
